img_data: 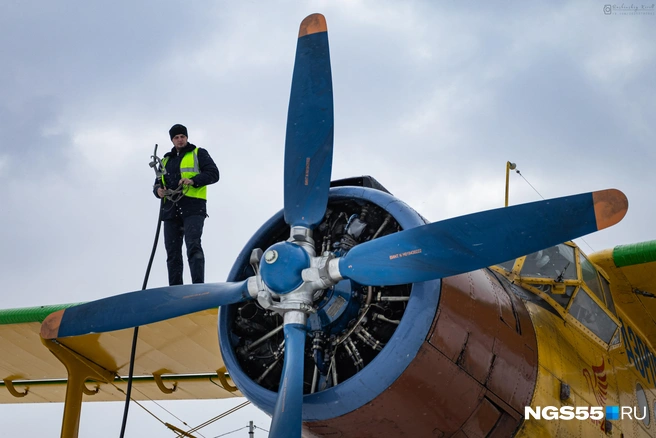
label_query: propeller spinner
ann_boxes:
[40,13,628,438]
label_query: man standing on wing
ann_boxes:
[154,124,219,285]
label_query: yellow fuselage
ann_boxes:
[516,302,655,437]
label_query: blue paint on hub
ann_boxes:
[260,241,310,294]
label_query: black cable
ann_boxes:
[119,200,164,437]
[119,327,139,438]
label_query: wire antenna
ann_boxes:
[512,164,596,254]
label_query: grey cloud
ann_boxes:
[0,96,72,169]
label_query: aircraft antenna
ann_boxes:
[505,161,517,207]
[514,166,545,201]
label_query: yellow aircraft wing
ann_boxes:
[0,304,241,404]
[589,240,656,345]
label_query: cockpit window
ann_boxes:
[521,244,577,280]
[527,284,575,308]
[497,259,516,271]
[569,288,618,343]
[610,328,620,346]
[599,275,616,315]
[579,253,604,303]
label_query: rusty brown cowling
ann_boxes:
[303,269,538,438]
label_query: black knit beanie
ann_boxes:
[169,124,188,140]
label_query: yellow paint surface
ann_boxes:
[0,309,241,403]
[515,298,656,437]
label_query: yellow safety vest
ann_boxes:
[161,148,207,200]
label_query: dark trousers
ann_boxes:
[163,215,206,285]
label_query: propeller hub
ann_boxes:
[260,241,310,294]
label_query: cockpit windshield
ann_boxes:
[521,244,577,280]
[492,242,619,346]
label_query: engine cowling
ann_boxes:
[219,181,538,437]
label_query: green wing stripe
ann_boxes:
[0,303,85,325]
[613,240,656,268]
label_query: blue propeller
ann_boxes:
[283,13,334,229]
[269,323,308,438]
[337,189,627,286]
[269,14,333,438]
[40,281,251,339]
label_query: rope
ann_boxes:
[162,184,188,204]
[159,183,191,216]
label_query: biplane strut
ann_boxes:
[41,338,114,438]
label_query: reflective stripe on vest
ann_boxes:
[161,148,207,200]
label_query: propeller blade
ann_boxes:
[284,13,334,229]
[338,189,628,286]
[41,280,251,339]
[269,323,307,438]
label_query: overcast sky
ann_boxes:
[2,1,655,436]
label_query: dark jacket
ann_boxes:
[153,143,220,220]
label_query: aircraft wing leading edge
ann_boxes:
[0,306,241,403]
